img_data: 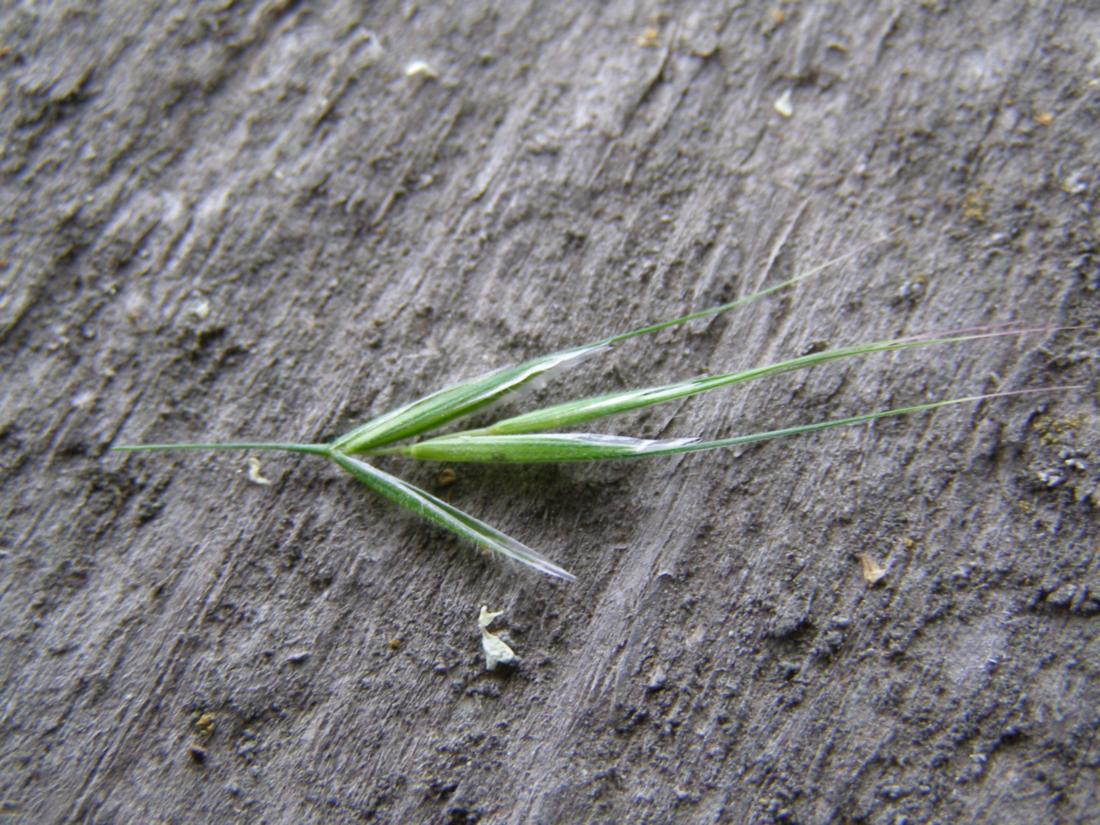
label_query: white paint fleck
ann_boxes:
[404,60,438,80]
[478,606,517,670]
[185,298,211,320]
[247,457,272,486]
[774,89,793,118]
[72,390,96,410]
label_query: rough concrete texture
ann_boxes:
[1,2,1098,823]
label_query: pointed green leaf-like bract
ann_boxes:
[475,329,1046,436]
[328,451,575,581]
[403,433,701,463]
[397,389,1070,464]
[331,344,610,454]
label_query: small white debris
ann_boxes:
[186,298,211,320]
[71,389,96,410]
[774,88,794,118]
[857,553,887,585]
[898,280,926,300]
[247,457,272,486]
[478,606,517,670]
[1037,469,1064,488]
[637,26,660,48]
[404,60,438,80]
[645,665,668,692]
[1060,170,1089,195]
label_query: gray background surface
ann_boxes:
[1,2,1097,823]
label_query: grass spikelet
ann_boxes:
[112,248,1082,581]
